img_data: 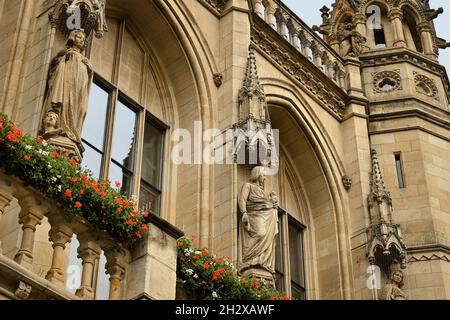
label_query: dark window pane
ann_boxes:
[109,161,132,196]
[395,153,406,188]
[141,121,163,188]
[139,183,160,214]
[289,223,305,287]
[81,143,102,179]
[275,214,284,292]
[291,283,306,300]
[82,83,109,150]
[111,101,136,170]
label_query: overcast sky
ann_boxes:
[282,0,450,72]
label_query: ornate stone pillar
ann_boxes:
[46,213,73,284]
[104,248,127,300]
[389,8,407,48]
[353,13,370,52]
[275,9,289,40]
[14,198,45,269]
[417,22,436,59]
[0,188,13,255]
[311,43,322,68]
[263,1,276,30]
[254,0,264,18]
[76,235,101,299]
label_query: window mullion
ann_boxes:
[283,213,292,297]
[101,88,118,180]
[133,110,146,201]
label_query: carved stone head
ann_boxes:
[342,175,352,191]
[43,111,59,132]
[250,166,267,186]
[67,29,87,51]
[390,270,404,288]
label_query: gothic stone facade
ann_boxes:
[0,0,449,300]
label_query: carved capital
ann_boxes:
[388,8,403,21]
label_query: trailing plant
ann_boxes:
[177,237,290,300]
[0,113,149,243]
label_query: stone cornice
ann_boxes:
[251,17,347,120]
[197,0,227,17]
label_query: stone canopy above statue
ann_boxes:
[50,0,108,38]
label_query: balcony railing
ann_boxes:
[0,170,183,300]
[251,0,348,90]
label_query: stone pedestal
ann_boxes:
[241,267,275,287]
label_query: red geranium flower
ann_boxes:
[0,138,4,143]
[0,124,4,130]
[126,219,133,225]
[177,241,184,247]
[75,202,82,208]
[117,206,123,213]
[71,177,78,183]
[80,190,85,195]
[99,191,106,199]
[135,231,142,239]
[70,159,78,166]
[0,117,4,122]
[7,132,17,142]
[143,210,150,218]
[115,181,121,187]
[53,151,59,159]
[23,155,30,161]
[106,178,111,185]
[203,262,210,270]
[37,136,43,144]
[115,197,123,205]
[65,189,73,197]
[140,224,148,232]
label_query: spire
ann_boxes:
[366,149,407,273]
[238,46,266,104]
[368,149,392,214]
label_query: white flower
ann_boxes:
[57,175,61,179]
[48,165,52,169]
[193,274,198,279]
[194,251,202,255]
[57,185,62,192]
[51,177,57,183]
[185,269,194,276]
[184,249,191,257]
[25,145,32,150]
[42,140,48,147]
[212,291,218,299]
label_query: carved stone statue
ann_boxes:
[238,166,279,280]
[41,29,93,159]
[337,23,367,57]
[384,270,407,300]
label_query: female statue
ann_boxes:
[384,270,407,300]
[41,29,93,153]
[238,166,279,274]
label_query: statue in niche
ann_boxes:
[238,166,279,277]
[337,23,367,57]
[384,270,407,300]
[41,29,93,158]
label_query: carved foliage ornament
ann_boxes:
[372,70,402,94]
[413,71,439,100]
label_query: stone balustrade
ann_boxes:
[0,170,183,300]
[252,0,347,90]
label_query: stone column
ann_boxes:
[75,235,101,299]
[275,9,289,40]
[264,1,276,30]
[14,200,45,269]
[254,0,264,18]
[0,188,13,255]
[389,8,407,48]
[46,214,73,284]
[104,248,127,300]
[353,13,370,52]
[417,22,436,59]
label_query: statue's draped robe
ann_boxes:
[43,48,92,144]
[383,284,407,300]
[239,182,278,273]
